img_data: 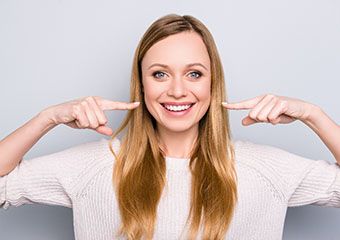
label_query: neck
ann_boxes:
[156,124,198,159]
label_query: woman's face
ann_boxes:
[141,31,211,133]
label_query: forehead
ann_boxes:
[141,31,210,69]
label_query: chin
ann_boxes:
[159,121,197,133]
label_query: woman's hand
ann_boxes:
[42,96,140,136]
[222,93,316,126]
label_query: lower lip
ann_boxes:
[161,104,195,117]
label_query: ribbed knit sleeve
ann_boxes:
[0,137,118,210]
[287,159,340,207]
[235,140,340,208]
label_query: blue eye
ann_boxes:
[189,71,202,78]
[152,71,202,79]
[152,71,166,79]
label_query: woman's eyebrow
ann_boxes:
[147,63,208,71]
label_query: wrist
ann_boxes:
[301,103,323,127]
[36,108,58,131]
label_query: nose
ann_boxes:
[167,77,187,98]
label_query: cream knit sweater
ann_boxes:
[1,138,340,240]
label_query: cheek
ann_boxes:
[192,81,211,102]
[143,82,164,102]
[142,81,165,115]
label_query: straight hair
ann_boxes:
[109,13,238,240]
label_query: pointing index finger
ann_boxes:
[222,95,264,110]
[99,99,140,111]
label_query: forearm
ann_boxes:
[0,110,57,177]
[302,105,340,164]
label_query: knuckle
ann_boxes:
[80,101,89,107]
[249,112,257,119]
[83,96,92,101]
[258,115,267,121]
[272,118,279,124]
[86,96,96,103]
[280,100,288,108]
[99,118,108,125]
[267,115,276,121]
[93,96,102,104]
[266,93,275,99]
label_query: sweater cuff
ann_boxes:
[0,176,10,210]
[329,169,340,207]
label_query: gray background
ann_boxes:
[0,0,339,239]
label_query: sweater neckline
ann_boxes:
[163,140,241,171]
[165,156,190,171]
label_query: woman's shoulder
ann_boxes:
[232,138,321,197]
[44,137,121,192]
[232,138,316,170]
[55,137,121,198]
[71,137,121,175]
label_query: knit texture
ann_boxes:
[1,138,339,239]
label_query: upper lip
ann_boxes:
[161,102,195,106]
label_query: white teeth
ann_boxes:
[164,104,191,112]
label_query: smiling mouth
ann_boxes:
[160,103,196,112]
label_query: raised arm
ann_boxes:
[300,105,340,164]
[223,93,340,207]
[0,111,56,177]
[223,93,340,164]
[0,96,140,177]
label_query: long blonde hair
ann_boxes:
[109,13,238,240]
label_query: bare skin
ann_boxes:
[223,93,340,165]
[1,33,338,177]
[0,96,140,176]
[141,31,211,158]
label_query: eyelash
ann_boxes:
[152,71,202,79]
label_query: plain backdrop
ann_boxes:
[0,0,339,239]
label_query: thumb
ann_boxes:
[242,116,258,126]
[95,125,113,136]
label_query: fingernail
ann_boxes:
[222,101,228,105]
[133,101,140,105]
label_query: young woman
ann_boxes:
[0,14,339,240]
